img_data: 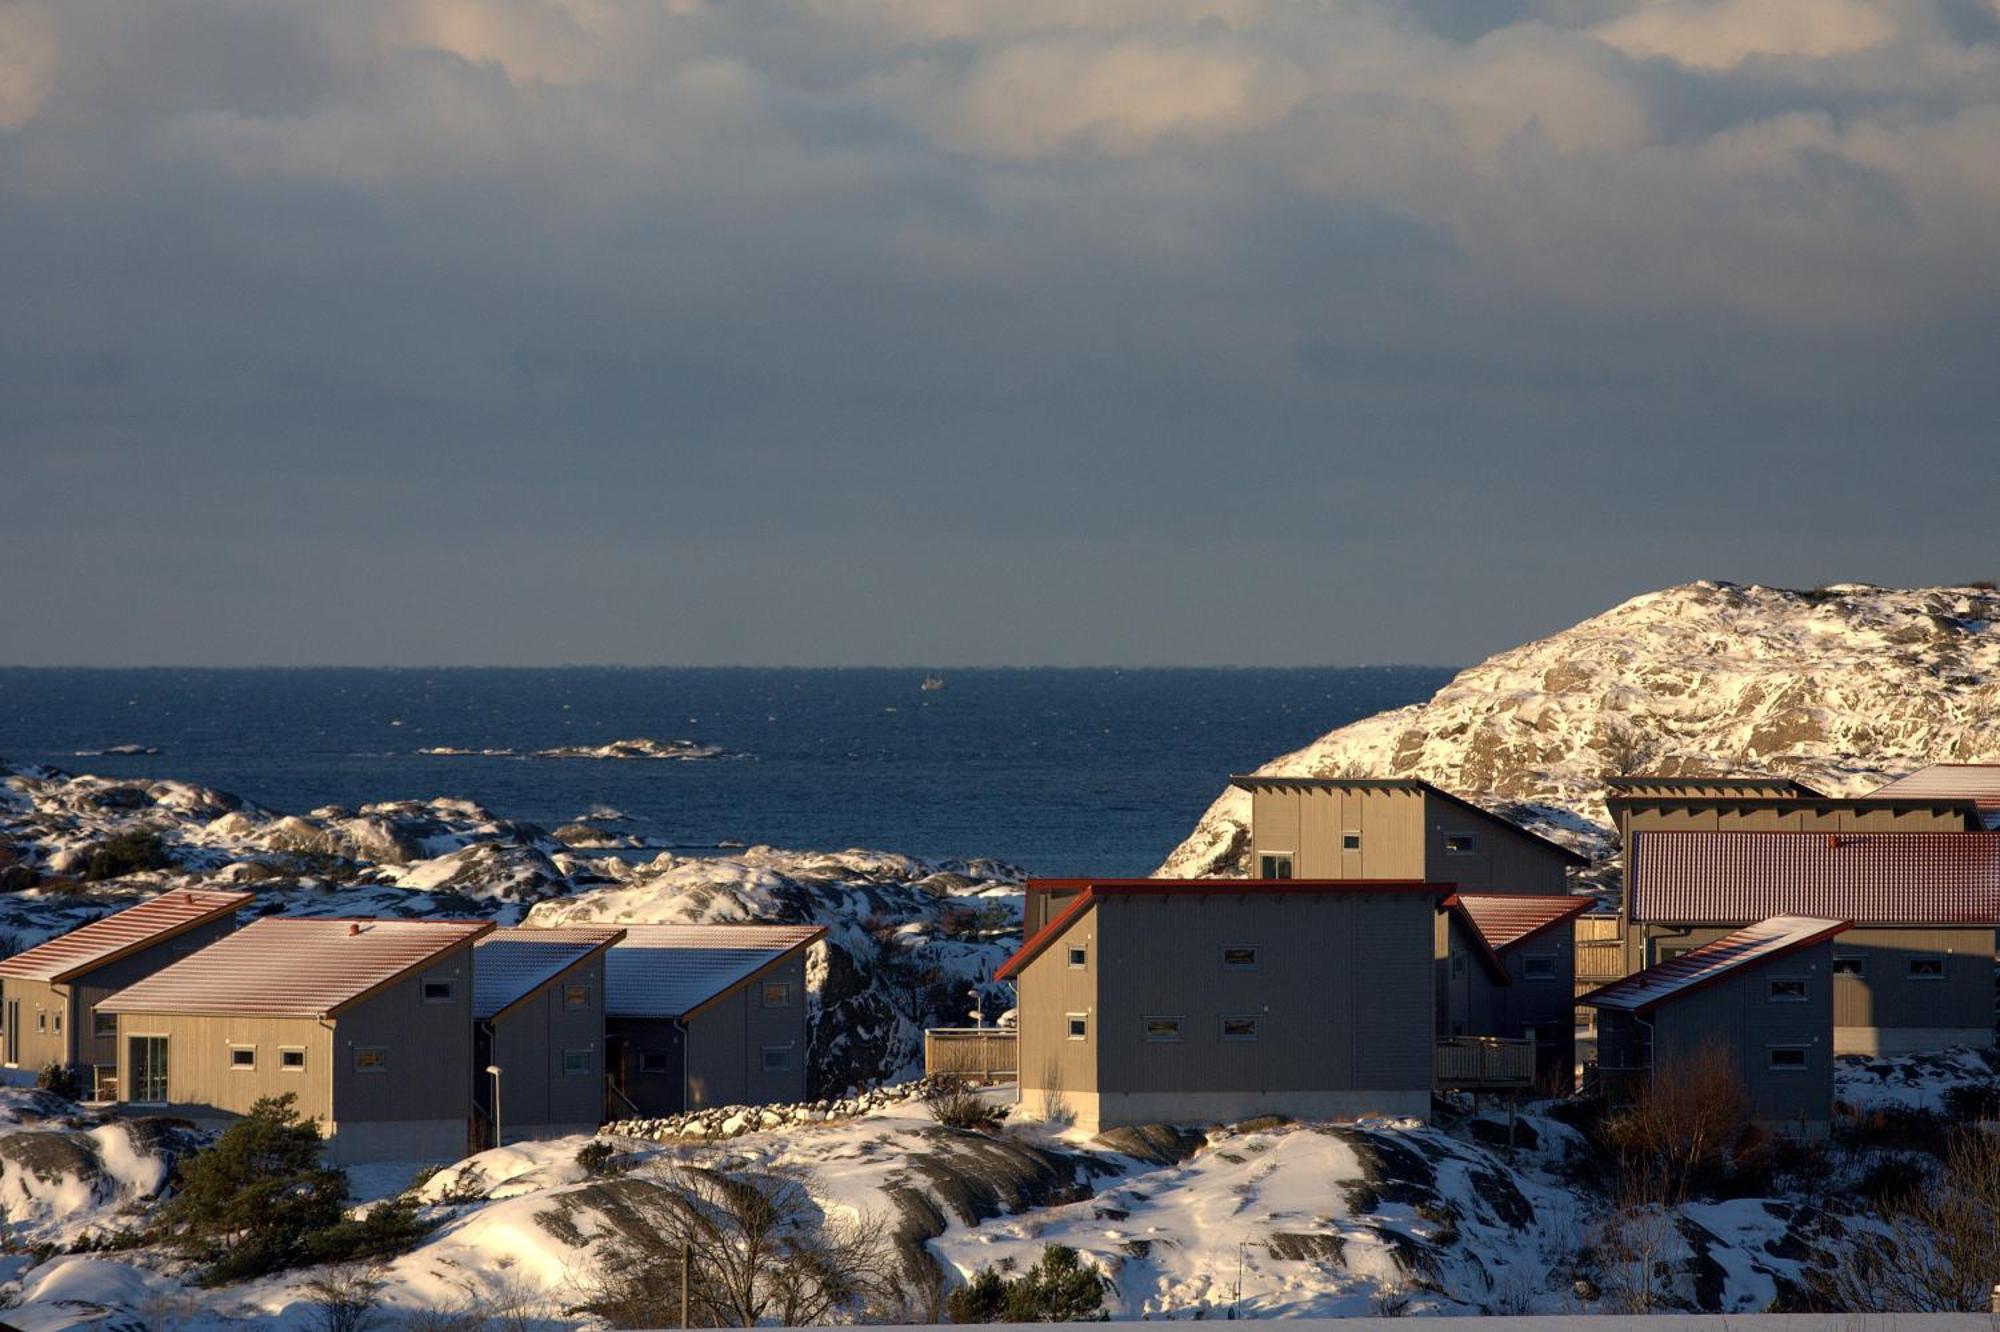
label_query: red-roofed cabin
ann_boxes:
[1447,894,1595,1091]
[997,879,1445,1131]
[0,890,252,1096]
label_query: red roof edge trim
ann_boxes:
[1441,897,1511,985]
[996,890,1096,982]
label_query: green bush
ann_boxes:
[35,1062,82,1101]
[82,830,170,882]
[948,1245,1106,1323]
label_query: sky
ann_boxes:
[3,0,1998,667]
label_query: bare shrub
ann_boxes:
[1811,1128,2000,1311]
[1601,1043,1751,1201]
[923,1077,1003,1132]
[301,1264,386,1332]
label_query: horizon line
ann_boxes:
[0,661,1460,673]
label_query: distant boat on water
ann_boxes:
[920,674,946,692]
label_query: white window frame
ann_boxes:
[1521,956,1557,982]
[1065,1012,1089,1042]
[1767,977,1808,1003]
[1143,1015,1185,1043]
[1257,852,1295,881]
[1767,1045,1810,1071]
[1443,832,1478,856]
[227,1044,257,1071]
[126,1033,170,1106]
[1908,956,1946,980]
[1220,1014,1261,1042]
[1221,945,1260,972]
[1341,831,1362,851]
[1065,945,1088,969]
[279,1046,307,1072]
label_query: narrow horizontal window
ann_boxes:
[1221,946,1259,971]
[1443,833,1477,855]
[1221,1015,1261,1042]
[1768,1046,1809,1070]
[563,984,590,1009]
[1908,957,1946,979]
[94,1011,118,1038]
[1258,854,1294,881]
[1143,1016,1184,1043]
[562,1049,593,1076]
[1767,978,1808,1003]
[1341,832,1361,851]
[762,981,792,1007]
[1065,946,1087,969]
[1065,1013,1088,1041]
[280,1048,306,1071]
[760,1046,793,1073]
[637,1052,672,1074]
[1521,956,1557,981]
[421,979,455,1004]
[353,1046,389,1072]
[229,1046,256,1070]
[1832,954,1866,977]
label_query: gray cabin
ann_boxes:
[473,926,625,1145]
[1448,893,1594,1091]
[1584,915,1848,1139]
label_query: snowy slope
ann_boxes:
[1162,582,2000,878]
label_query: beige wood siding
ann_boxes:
[3,978,77,1072]
[114,1011,336,1123]
[1252,787,1428,880]
[71,915,239,1072]
[1016,902,1100,1102]
[1422,794,1570,893]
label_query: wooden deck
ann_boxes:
[1434,1036,1536,1090]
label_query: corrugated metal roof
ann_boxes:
[604,924,825,1019]
[1581,916,1850,1012]
[0,890,254,983]
[99,917,493,1017]
[1451,894,1595,951]
[1631,831,2000,925]
[1872,765,2000,818]
[995,878,1452,981]
[473,927,625,1020]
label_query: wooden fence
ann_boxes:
[924,1028,1018,1084]
[1434,1036,1536,1090]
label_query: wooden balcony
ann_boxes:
[923,1028,1018,1084]
[1435,1036,1536,1090]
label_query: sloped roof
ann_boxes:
[1630,830,2000,925]
[1580,916,1850,1013]
[99,917,493,1018]
[995,878,1453,982]
[0,890,253,983]
[1228,776,1590,866]
[474,926,625,1021]
[1451,893,1595,952]
[1872,765,2000,821]
[604,924,825,1019]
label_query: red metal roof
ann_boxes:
[1450,894,1595,952]
[994,878,1452,981]
[0,890,254,983]
[1631,831,2000,925]
[1580,916,1851,1013]
[98,917,493,1018]
[1872,765,2000,815]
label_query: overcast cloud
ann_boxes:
[3,0,1997,665]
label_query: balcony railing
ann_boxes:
[1435,1036,1536,1090]
[924,1028,1018,1084]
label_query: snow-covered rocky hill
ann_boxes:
[1162,582,2000,879]
[0,763,1022,1094]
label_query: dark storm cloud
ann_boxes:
[3,0,1997,665]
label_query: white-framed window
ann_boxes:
[421,978,455,1004]
[1220,1015,1261,1042]
[762,981,793,1007]
[1908,957,1946,980]
[563,983,590,1009]
[1832,954,1867,977]
[1143,1016,1184,1043]
[228,1045,256,1070]
[1443,833,1477,855]
[1341,832,1361,851]
[638,1052,673,1074]
[1768,1045,1809,1070]
[94,1010,118,1038]
[760,1046,793,1073]
[280,1047,306,1072]
[51,1012,60,1034]
[35,1011,45,1034]
[1521,956,1557,981]
[562,1049,593,1076]
[1065,945,1088,969]
[1065,1013,1088,1041]
[1258,853,1294,880]
[353,1046,389,1073]
[1221,945,1259,971]
[1767,978,1808,1003]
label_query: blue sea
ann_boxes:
[0,668,1451,875]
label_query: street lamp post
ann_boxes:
[486,1064,503,1149]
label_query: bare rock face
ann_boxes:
[1161,581,2000,878]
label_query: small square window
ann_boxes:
[1909,957,1946,979]
[94,1011,118,1038]
[762,981,792,1007]
[638,1052,673,1074]
[1258,854,1294,880]
[760,1046,793,1073]
[1443,833,1477,855]
[1522,956,1556,981]
[1065,946,1088,969]
[229,1046,256,1070]
[51,1013,61,1034]
[1767,978,1808,1002]
[1768,1046,1809,1070]
[1221,946,1259,971]
[1221,1015,1261,1042]
[563,984,590,1009]
[1832,954,1866,977]
[1066,1013,1089,1041]
[353,1047,389,1072]
[562,1049,593,1076]
[35,1012,46,1034]
[421,979,455,1004]
[1143,1016,1184,1043]
[1341,832,1361,851]
[280,1048,306,1071]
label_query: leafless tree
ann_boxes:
[1812,1129,2000,1312]
[1602,1042,1752,1201]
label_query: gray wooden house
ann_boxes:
[0,890,251,1094]
[1448,893,1594,1090]
[600,924,823,1117]
[1626,830,1999,1054]
[473,926,625,1145]
[1583,915,1849,1138]
[997,879,1445,1132]
[98,917,492,1162]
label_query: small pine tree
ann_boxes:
[946,1267,1009,1323]
[161,1093,348,1283]
[949,1245,1106,1323]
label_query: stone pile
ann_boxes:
[600,1076,970,1142]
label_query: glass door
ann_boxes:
[128,1035,168,1103]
